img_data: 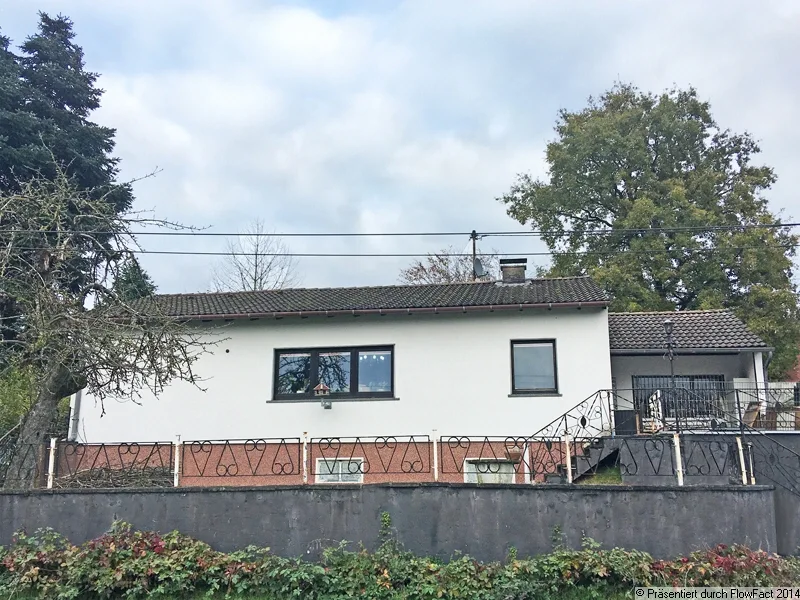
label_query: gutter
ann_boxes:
[762,350,773,387]
[185,300,610,321]
[610,347,774,356]
[68,389,82,442]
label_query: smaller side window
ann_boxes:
[464,459,515,484]
[316,458,364,483]
[511,340,558,394]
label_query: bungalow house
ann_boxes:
[52,261,800,486]
[62,260,786,486]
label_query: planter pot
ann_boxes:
[504,446,523,463]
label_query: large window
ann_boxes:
[274,346,393,400]
[511,340,558,394]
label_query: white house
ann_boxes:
[69,260,776,445]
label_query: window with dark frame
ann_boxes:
[273,346,394,400]
[511,340,558,395]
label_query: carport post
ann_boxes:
[46,437,57,489]
[302,432,309,484]
[673,433,684,486]
[735,437,748,485]
[173,437,182,487]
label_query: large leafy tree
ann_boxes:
[499,84,800,378]
[0,13,132,211]
[0,14,150,458]
[112,258,157,302]
[1,13,139,340]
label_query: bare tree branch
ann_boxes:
[0,166,219,489]
[398,246,499,285]
[210,218,299,292]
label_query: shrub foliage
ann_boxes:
[1,521,798,599]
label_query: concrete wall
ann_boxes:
[774,488,800,556]
[744,432,800,555]
[73,308,612,442]
[0,484,777,561]
[677,432,800,555]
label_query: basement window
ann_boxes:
[464,459,515,484]
[273,346,394,400]
[316,458,364,483]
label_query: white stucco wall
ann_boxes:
[73,307,612,442]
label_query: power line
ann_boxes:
[4,222,800,238]
[10,246,799,258]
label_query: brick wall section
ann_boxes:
[309,439,433,484]
[179,441,303,487]
[54,439,573,487]
[438,439,567,484]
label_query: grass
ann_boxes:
[577,465,623,485]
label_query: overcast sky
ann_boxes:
[3,1,799,292]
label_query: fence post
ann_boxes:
[302,432,309,484]
[735,389,745,437]
[747,442,756,485]
[673,433,684,486]
[563,434,573,484]
[173,437,182,488]
[522,440,531,485]
[606,391,616,437]
[432,430,439,482]
[46,437,57,489]
[735,436,748,485]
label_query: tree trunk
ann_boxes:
[3,364,77,490]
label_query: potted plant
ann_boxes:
[504,442,524,463]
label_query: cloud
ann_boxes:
[3,0,799,290]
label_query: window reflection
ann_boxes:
[318,352,351,393]
[277,352,311,394]
[358,350,392,393]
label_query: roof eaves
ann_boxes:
[610,346,773,355]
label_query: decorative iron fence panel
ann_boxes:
[531,391,614,438]
[181,438,301,479]
[309,436,431,479]
[55,442,174,488]
[0,441,45,488]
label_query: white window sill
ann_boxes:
[270,397,400,403]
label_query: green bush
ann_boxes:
[651,543,800,587]
[1,522,798,599]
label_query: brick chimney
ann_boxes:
[499,258,527,283]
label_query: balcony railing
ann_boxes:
[611,383,800,433]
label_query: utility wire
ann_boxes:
[9,246,799,258]
[4,222,800,238]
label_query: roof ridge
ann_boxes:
[610,309,731,316]
[143,276,595,300]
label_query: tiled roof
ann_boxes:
[133,276,609,318]
[608,310,769,352]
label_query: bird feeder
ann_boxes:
[314,383,332,409]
